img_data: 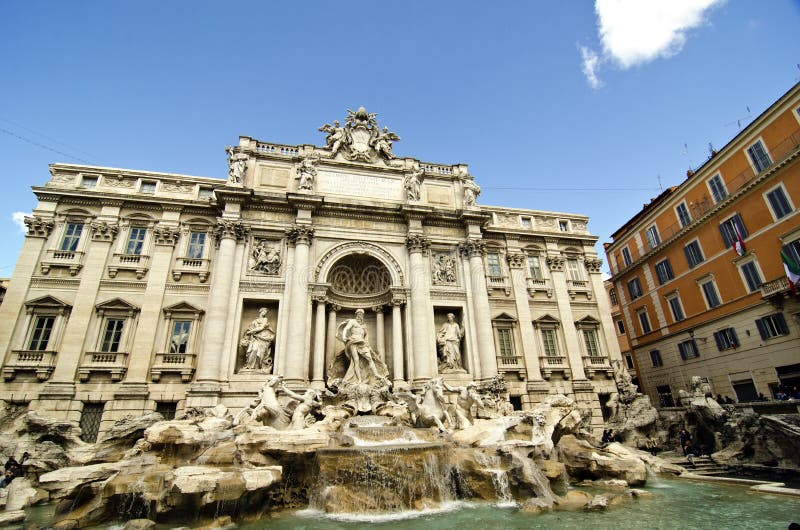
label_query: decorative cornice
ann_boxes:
[90,221,119,242]
[458,239,485,258]
[405,234,430,253]
[24,216,54,238]
[153,226,180,247]
[286,225,315,246]
[545,255,565,271]
[506,252,527,269]
[584,257,603,274]
[214,219,249,242]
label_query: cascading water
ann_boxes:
[473,452,514,506]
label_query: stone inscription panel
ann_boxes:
[317,170,403,201]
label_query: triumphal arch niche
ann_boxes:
[0,105,622,437]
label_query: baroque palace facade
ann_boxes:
[605,83,800,407]
[0,108,620,439]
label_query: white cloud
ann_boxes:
[11,212,28,233]
[580,0,724,88]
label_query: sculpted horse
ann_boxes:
[398,377,453,432]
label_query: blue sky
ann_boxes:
[1,1,799,277]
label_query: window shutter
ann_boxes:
[734,214,748,238]
[683,245,693,265]
[713,331,723,351]
[776,313,789,335]
[678,343,687,360]
[718,223,733,247]
[730,328,739,347]
[755,318,768,340]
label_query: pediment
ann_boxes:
[25,295,72,310]
[534,314,560,328]
[95,298,139,313]
[492,312,517,322]
[162,301,204,316]
[575,315,601,325]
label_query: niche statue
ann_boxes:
[239,308,276,373]
[437,313,465,372]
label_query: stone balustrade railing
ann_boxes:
[150,352,197,383]
[2,350,58,381]
[78,351,129,382]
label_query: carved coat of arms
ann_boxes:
[319,107,400,163]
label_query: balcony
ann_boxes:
[760,276,790,299]
[108,253,150,280]
[78,351,129,382]
[567,279,593,300]
[150,352,196,383]
[583,355,613,378]
[2,350,58,381]
[40,249,84,276]
[487,275,511,295]
[539,355,570,380]
[497,354,525,379]
[172,257,211,282]
[526,277,553,298]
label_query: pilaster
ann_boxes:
[506,252,543,381]
[459,239,497,381]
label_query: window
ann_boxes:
[609,288,618,306]
[496,328,515,356]
[79,403,104,443]
[650,350,663,367]
[625,355,634,369]
[60,223,83,252]
[527,255,543,280]
[486,253,502,277]
[637,309,651,334]
[169,321,191,354]
[125,227,147,255]
[541,328,559,356]
[140,181,157,194]
[627,277,643,300]
[654,259,674,285]
[656,385,674,407]
[645,225,661,250]
[622,247,632,267]
[81,176,98,189]
[765,185,793,220]
[718,214,749,248]
[739,261,763,292]
[520,217,532,229]
[699,279,721,308]
[783,239,800,266]
[713,328,739,351]
[28,316,55,351]
[747,140,772,172]
[100,319,125,352]
[616,319,625,335]
[187,232,206,259]
[676,202,692,228]
[583,329,600,356]
[755,313,789,340]
[678,339,699,360]
[558,220,569,232]
[684,240,704,268]
[198,187,214,200]
[566,258,583,281]
[667,295,685,322]
[707,174,728,203]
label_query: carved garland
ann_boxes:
[314,241,405,285]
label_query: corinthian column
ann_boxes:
[546,252,586,380]
[459,239,497,380]
[406,234,435,383]
[311,294,327,388]
[195,220,248,386]
[391,298,405,385]
[284,225,314,383]
[506,252,543,381]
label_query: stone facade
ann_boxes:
[0,108,621,438]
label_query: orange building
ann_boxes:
[605,82,800,406]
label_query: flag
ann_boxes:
[781,250,800,296]
[732,222,746,256]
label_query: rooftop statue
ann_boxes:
[225,146,247,186]
[319,107,400,163]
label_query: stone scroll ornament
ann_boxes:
[319,107,400,163]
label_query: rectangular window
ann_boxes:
[645,225,661,250]
[497,328,514,356]
[79,403,104,443]
[527,256,543,280]
[169,321,191,354]
[656,385,674,407]
[678,339,699,360]
[520,217,532,229]
[627,277,643,300]
[198,187,214,199]
[140,181,157,194]
[650,350,663,367]
[541,329,559,356]
[616,319,625,335]
[654,259,674,285]
[28,316,55,351]
[60,223,83,252]
[558,220,569,232]
[81,176,98,189]
[718,214,749,248]
[684,240,704,268]
[621,247,632,267]
[187,232,206,259]
[486,253,502,277]
[126,227,147,255]
[713,328,739,351]
[625,355,634,369]
[700,279,721,308]
[747,140,772,172]
[755,313,789,340]
[609,288,618,306]
[638,310,651,334]
[783,240,800,266]
[100,319,125,353]
[676,202,692,227]
[667,296,685,322]
[766,186,793,219]
[583,329,600,356]
[566,258,583,281]
[708,174,728,203]
[740,261,762,292]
